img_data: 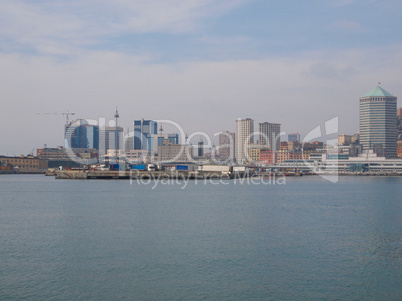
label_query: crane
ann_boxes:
[36,110,75,124]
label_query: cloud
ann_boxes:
[330,0,356,7]
[327,20,365,33]
[0,0,247,55]
[304,62,356,82]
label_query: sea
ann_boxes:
[0,174,401,300]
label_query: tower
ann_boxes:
[359,85,397,158]
[235,118,254,163]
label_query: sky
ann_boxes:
[1,0,402,155]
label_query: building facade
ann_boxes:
[235,118,254,163]
[338,134,353,146]
[259,122,281,151]
[99,126,124,161]
[0,156,48,172]
[218,131,235,161]
[133,119,158,150]
[359,86,397,158]
[288,133,300,142]
[65,119,99,149]
[158,140,194,162]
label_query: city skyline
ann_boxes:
[1,1,402,155]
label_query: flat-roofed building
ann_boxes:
[158,140,194,163]
[236,118,254,164]
[218,131,235,161]
[259,122,281,151]
[0,155,48,172]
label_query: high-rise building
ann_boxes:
[235,118,254,163]
[133,119,158,150]
[259,122,281,151]
[99,126,123,162]
[218,131,235,161]
[359,86,397,158]
[198,141,204,157]
[64,119,99,149]
[288,133,300,142]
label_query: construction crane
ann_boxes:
[36,110,75,124]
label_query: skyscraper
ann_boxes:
[259,122,281,151]
[133,119,158,150]
[359,86,397,158]
[218,131,235,161]
[236,118,254,163]
[64,119,99,149]
[99,126,123,162]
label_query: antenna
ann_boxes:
[114,107,119,162]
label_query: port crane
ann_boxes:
[36,111,75,124]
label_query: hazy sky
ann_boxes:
[1,0,401,155]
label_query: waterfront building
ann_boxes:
[260,149,276,164]
[218,131,235,161]
[359,86,397,158]
[275,150,303,163]
[236,118,254,163]
[158,140,194,162]
[397,141,402,158]
[288,133,300,142]
[248,144,265,163]
[0,155,48,172]
[133,119,158,150]
[259,122,281,151]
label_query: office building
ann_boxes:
[133,119,158,150]
[259,122,281,151]
[99,126,123,162]
[65,119,99,149]
[153,133,179,149]
[359,86,397,158]
[236,118,254,163]
[158,140,194,162]
[218,131,235,161]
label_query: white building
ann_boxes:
[235,118,254,164]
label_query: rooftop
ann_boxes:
[363,86,395,97]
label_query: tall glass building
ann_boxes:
[65,119,99,149]
[359,86,397,158]
[133,119,158,150]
